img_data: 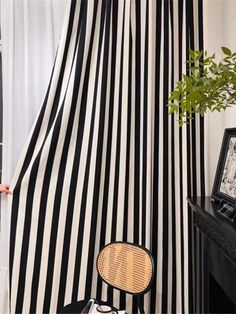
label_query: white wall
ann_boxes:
[204,0,236,194]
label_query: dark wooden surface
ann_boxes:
[188,197,236,263]
[188,197,236,313]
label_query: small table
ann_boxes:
[61,299,120,313]
[188,197,236,313]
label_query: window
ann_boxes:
[0,12,3,230]
[0,41,2,180]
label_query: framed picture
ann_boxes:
[212,128,236,206]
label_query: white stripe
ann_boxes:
[146,0,156,252]
[103,1,125,308]
[181,2,189,313]
[116,0,130,241]
[156,2,164,312]
[91,3,113,298]
[144,0,156,311]
[172,1,182,313]
[105,0,124,245]
[77,1,105,299]
[193,0,202,198]
[127,0,136,247]
[138,0,146,245]
[167,3,174,312]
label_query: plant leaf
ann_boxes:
[221,46,232,56]
[168,47,236,126]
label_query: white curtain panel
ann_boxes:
[0,1,66,312]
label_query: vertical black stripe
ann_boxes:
[197,1,204,310]
[185,2,193,314]
[142,0,148,248]
[185,0,192,198]
[71,0,106,303]
[122,27,132,244]
[188,0,197,198]
[120,18,132,311]
[186,3,194,313]
[133,0,140,246]
[170,0,177,312]
[132,1,141,312]
[151,0,162,313]
[198,4,206,310]
[84,0,112,299]
[198,0,205,197]
[96,0,118,301]
[161,0,169,313]
[178,1,185,312]
[139,2,149,309]
[108,2,125,306]
[110,3,125,243]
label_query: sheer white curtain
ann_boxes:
[0,1,66,312]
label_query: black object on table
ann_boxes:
[61,300,88,313]
[188,197,236,314]
[61,299,119,313]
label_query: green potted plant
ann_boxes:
[168,47,236,125]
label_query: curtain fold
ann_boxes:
[9,0,205,313]
[0,1,66,312]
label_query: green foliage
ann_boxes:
[168,47,236,125]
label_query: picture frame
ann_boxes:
[212,128,236,206]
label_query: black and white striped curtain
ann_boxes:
[9,0,205,313]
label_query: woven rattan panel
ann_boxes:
[97,243,153,294]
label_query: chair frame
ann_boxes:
[96,241,155,313]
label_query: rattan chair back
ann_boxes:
[96,242,154,295]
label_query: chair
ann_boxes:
[61,241,154,314]
[96,242,154,314]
